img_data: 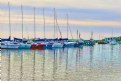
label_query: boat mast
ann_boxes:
[34,8,36,39]
[54,9,58,39]
[54,8,55,39]
[43,8,46,39]
[67,14,68,39]
[79,32,81,39]
[21,5,24,39]
[111,29,114,38]
[99,34,100,40]
[8,2,11,38]
[55,14,62,38]
[77,29,79,40]
[67,14,74,39]
[55,13,58,39]
[90,31,93,40]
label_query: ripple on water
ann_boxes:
[1,45,121,81]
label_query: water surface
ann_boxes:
[1,45,121,81]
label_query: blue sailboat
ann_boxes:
[18,5,31,49]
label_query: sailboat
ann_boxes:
[1,40,19,49]
[39,8,54,49]
[109,30,117,45]
[18,5,32,49]
[84,32,95,46]
[64,14,77,47]
[74,30,84,47]
[31,8,45,49]
[1,2,19,49]
[109,38,117,45]
[52,8,64,48]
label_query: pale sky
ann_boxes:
[0,0,121,39]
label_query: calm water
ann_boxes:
[1,44,121,81]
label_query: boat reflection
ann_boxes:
[1,45,121,81]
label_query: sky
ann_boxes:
[0,0,121,39]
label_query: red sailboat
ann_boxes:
[31,43,45,49]
[31,8,45,49]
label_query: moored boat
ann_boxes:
[1,41,19,49]
[64,41,76,47]
[45,42,53,49]
[84,40,95,46]
[18,43,31,49]
[109,40,117,45]
[52,42,63,48]
[31,43,46,49]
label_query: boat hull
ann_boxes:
[31,44,45,49]
[18,44,31,49]
[46,43,53,49]
[1,44,19,49]
[52,43,63,48]
[74,43,84,47]
[64,42,76,47]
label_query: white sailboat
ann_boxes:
[64,14,76,47]
[52,42,63,48]
[52,8,64,48]
[1,41,19,49]
[1,2,19,49]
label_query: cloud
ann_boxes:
[1,2,121,21]
[0,0,121,9]
[0,30,121,39]
[1,10,121,27]
[0,0,121,39]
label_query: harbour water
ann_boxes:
[1,44,121,81]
